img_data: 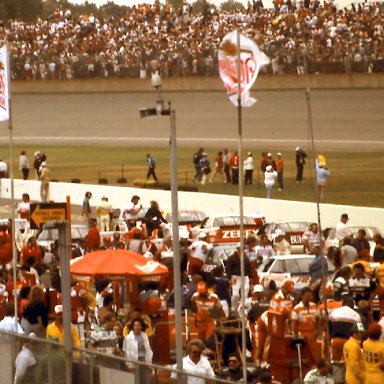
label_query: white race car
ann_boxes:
[258,255,335,291]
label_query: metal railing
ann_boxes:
[1,329,238,384]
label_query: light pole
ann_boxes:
[139,73,183,378]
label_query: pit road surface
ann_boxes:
[1,89,383,150]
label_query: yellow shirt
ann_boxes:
[363,338,384,384]
[343,336,366,384]
[46,321,81,348]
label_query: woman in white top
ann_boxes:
[123,317,153,384]
[264,165,278,199]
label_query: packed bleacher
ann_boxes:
[1,0,383,80]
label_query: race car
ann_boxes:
[200,214,261,244]
[257,255,335,292]
[198,214,262,262]
[257,221,312,254]
[249,211,266,228]
[324,225,383,254]
[163,210,207,238]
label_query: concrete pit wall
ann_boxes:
[10,73,384,94]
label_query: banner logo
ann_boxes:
[218,31,269,107]
[0,45,9,121]
[0,60,6,111]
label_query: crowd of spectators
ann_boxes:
[1,0,383,81]
[2,190,384,382]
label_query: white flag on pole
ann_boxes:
[0,45,10,122]
[218,31,270,107]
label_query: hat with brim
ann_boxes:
[282,279,295,292]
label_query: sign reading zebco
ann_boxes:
[30,203,68,229]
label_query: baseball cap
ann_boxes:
[54,305,63,314]
[41,161,47,167]
[267,152,272,157]
[253,284,264,293]
[351,322,365,333]
[277,152,282,156]
[282,279,295,292]
[102,196,108,200]
[197,281,207,293]
[296,147,301,151]
[198,232,207,239]
[266,165,273,172]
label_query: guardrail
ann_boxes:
[0,329,237,384]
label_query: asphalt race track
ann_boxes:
[1,89,383,150]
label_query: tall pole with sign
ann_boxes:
[219,31,269,379]
[235,30,247,381]
[0,43,18,332]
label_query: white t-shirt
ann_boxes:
[123,202,137,220]
[264,170,277,186]
[17,202,30,219]
[255,245,276,263]
[189,241,213,262]
[171,355,215,384]
[0,316,24,334]
[14,345,36,384]
[243,157,254,170]
[335,222,352,241]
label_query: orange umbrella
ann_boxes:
[70,249,168,277]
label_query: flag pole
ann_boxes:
[305,86,329,357]
[5,42,18,333]
[236,30,247,382]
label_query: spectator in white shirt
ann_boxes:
[335,213,352,243]
[243,152,254,185]
[273,230,292,255]
[123,195,142,222]
[188,232,213,275]
[172,339,215,384]
[255,234,276,265]
[264,165,277,199]
[14,333,37,384]
[19,150,30,180]
[17,193,31,220]
[0,303,24,335]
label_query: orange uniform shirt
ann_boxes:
[276,158,284,172]
[20,245,43,265]
[291,301,319,334]
[86,227,100,251]
[270,290,294,314]
[191,292,222,322]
